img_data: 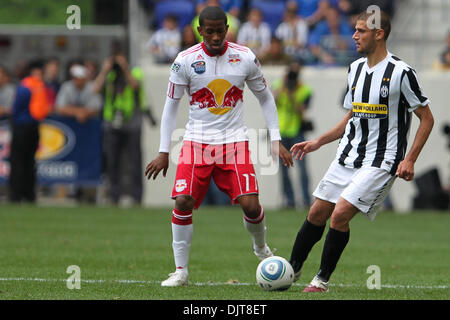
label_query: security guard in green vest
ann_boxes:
[94,53,156,205]
[272,62,312,208]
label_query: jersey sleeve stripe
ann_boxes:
[390,92,412,175]
[405,68,428,103]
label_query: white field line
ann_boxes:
[0,277,448,290]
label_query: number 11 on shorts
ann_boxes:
[242,173,257,192]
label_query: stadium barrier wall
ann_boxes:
[141,64,450,212]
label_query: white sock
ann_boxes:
[171,209,193,274]
[243,206,266,249]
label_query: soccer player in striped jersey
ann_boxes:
[145,6,293,287]
[288,10,434,292]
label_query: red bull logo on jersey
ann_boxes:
[228,54,241,65]
[190,79,243,115]
[175,179,187,192]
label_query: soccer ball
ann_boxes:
[256,256,294,291]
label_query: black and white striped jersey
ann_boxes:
[336,52,430,175]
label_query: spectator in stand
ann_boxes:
[43,57,61,109]
[308,6,356,65]
[237,8,272,59]
[338,0,396,26]
[55,64,102,124]
[195,0,243,19]
[192,0,240,42]
[274,8,309,62]
[272,62,312,208]
[434,30,450,70]
[9,60,50,203]
[12,60,28,84]
[54,64,102,202]
[181,25,198,50]
[147,15,182,63]
[259,37,293,65]
[441,32,450,69]
[94,53,153,206]
[84,59,100,81]
[287,0,332,28]
[0,65,15,118]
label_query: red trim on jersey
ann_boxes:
[168,81,174,98]
[201,41,228,57]
[181,43,202,57]
[228,42,248,52]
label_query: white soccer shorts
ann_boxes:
[313,160,396,221]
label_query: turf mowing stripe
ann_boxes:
[0,277,448,289]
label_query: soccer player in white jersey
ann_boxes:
[288,10,434,292]
[145,6,293,287]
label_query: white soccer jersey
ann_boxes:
[337,52,430,174]
[167,41,269,145]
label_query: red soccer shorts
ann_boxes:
[171,141,259,209]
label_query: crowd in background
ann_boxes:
[142,0,397,66]
[2,0,450,207]
[0,48,158,206]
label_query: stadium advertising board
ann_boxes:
[0,115,102,185]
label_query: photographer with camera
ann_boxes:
[94,52,156,206]
[272,62,313,209]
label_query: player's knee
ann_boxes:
[238,196,261,219]
[307,202,332,226]
[174,195,195,211]
[330,210,351,231]
[242,203,261,219]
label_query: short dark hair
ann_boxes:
[356,10,391,40]
[26,59,45,76]
[199,6,227,26]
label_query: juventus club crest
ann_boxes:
[380,85,389,98]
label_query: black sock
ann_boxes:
[317,227,350,282]
[289,219,326,272]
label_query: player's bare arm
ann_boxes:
[396,105,434,181]
[145,152,169,180]
[291,110,353,160]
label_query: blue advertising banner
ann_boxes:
[0,115,102,186]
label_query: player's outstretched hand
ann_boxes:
[145,153,169,180]
[290,139,321,160]
[395,159,414,181]
[272,141,294,168]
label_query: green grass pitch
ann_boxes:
[0,204,449,300]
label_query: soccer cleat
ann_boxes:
[161,271,188,287]
[254,244,275,261]
[303,275,329,292]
